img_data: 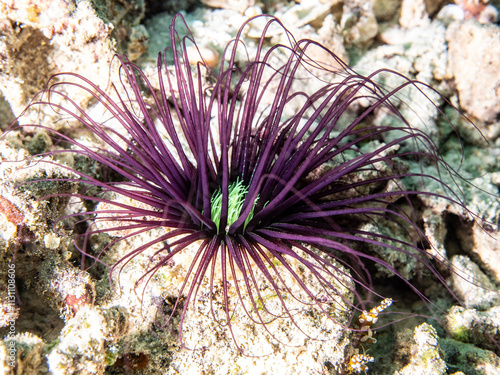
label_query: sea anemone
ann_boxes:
[7,14,477,354]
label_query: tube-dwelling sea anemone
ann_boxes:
[7,14,480,359]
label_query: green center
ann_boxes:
[211,179,258,234]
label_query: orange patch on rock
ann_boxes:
[0,195,24,226]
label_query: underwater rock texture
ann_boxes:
[399,0,430,28]
[450,255,500,309]
[440,337,500,375]
[0,332,46,374]
[445,305,500,353]
[0,0,115,129]
[468,222,500,282]
[393,323,447,375]
[0,0,500,374]
[446,20,500,124]
[47,306,128,374]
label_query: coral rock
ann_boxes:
[446,20,500,123]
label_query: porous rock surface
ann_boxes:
[393,323,447,375]
[0,0,115,129]
[446,20,500,124]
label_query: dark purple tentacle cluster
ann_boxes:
[7,14,479,351]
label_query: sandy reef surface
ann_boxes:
[0,0,500,374]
